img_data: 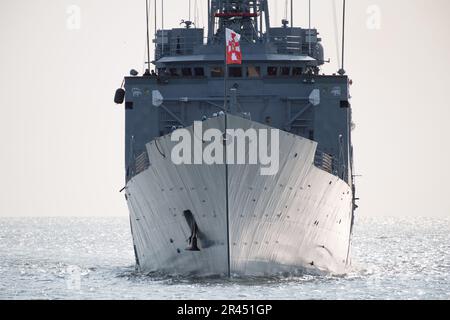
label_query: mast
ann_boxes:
[145,0,151,73]
[340,0,347,75]
[264,0,271,40]
[208,0,214,42]
[308,0,312,55]
[154,0,157,53]
[208,0,271,43]
[161,0,164,56]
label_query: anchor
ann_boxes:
[186,221,200,251]
[184,210,201,251]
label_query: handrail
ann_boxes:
[314,149,338,176]
[134,151,150,175]
[314,149,349,181]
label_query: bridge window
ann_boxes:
[211,66,224,77]
[169,68,179,77]
[247,65,261,78]
[267,66,278,76]
[281,67,291,76]
[229,67,242,78]
[182,67,192,76]
[292,67,303,76]
[194,67,205,77]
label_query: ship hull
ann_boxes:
[125,115,353,276]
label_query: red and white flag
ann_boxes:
[226,28,242,65]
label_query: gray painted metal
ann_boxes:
[126,115,352,276]
[227,115,352,275]
[119,0,356,277]
[124,75,351,181]
[127,117,229,276]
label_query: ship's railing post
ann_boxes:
[229,88,238,114]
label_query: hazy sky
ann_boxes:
[0,0,449,217]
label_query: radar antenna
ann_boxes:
[180,19,195,29]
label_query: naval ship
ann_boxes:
[114,0,356,277]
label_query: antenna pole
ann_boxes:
[209,0,215,42]
[224,40,228,110]
[154,0,157,53]
[161,0,164,30]
[264,0,271,40]
[145,0,151,73]
[161,0,164,56]
[259,1,263,38]
[341,0,346,73]
[308,0,311,55]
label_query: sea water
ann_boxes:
[0,216,448,300]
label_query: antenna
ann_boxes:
[154,0,157,53]
[145,0,151,74]
[332,0,341,70]
[207,0,211,42]
[340,0,347,75]
[308,0,312,55]
[161,0,164,30]
[284,0,288,21]
[161,0,164,56]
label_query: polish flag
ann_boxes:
[226,28,242,65]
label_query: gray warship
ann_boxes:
[115,0,356,276]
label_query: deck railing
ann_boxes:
[314,150,338,176]
[134,151,150,176]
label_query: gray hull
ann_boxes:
[126,115,353,276]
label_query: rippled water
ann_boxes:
[0,216,448,300]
